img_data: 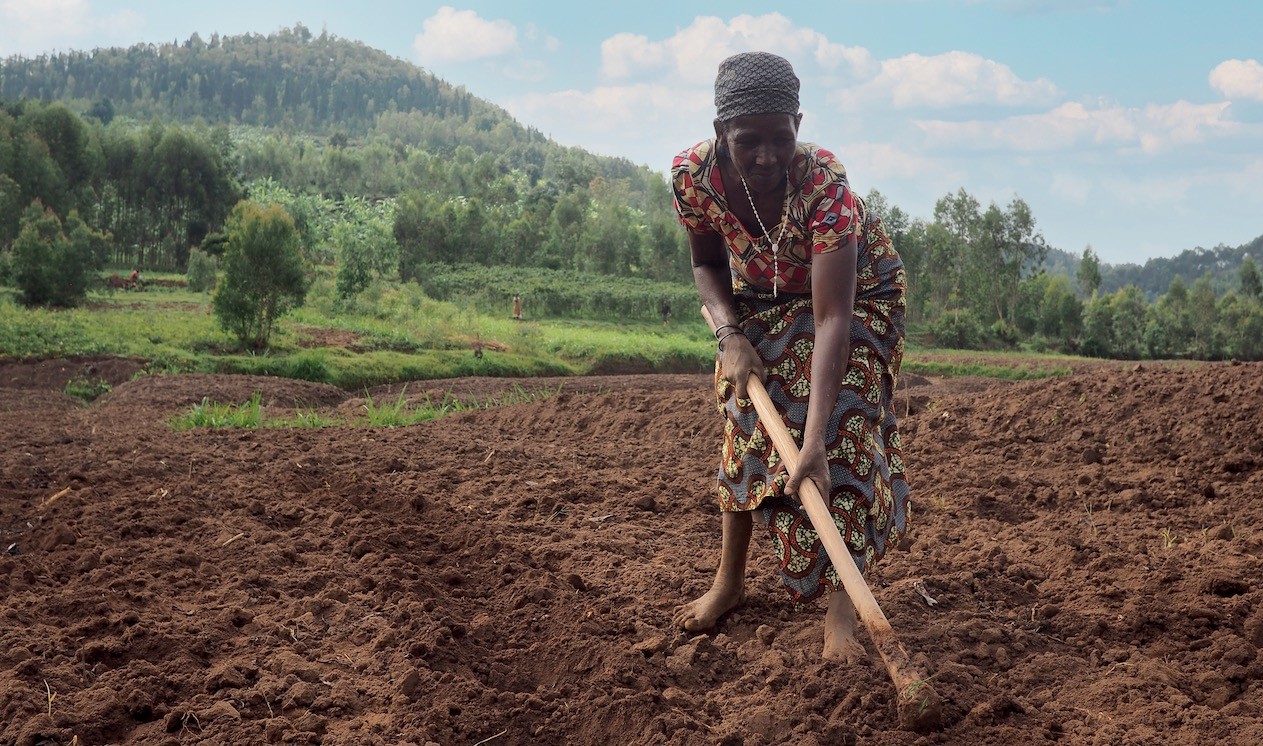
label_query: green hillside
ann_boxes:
[0,25,689,281]
[2,23,515,138]
[3,25,1263,363]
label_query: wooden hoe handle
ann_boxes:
[701,306,943,731]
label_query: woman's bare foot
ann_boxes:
[823,589,867,663]
[673,510,754,632]
[673,585,746,632]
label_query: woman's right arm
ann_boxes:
[690,231,765,400]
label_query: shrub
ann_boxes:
[212,201,307,348]
[10,201,108,308]
[930,308,987,350]
[187,247,218,292]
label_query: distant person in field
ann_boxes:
[512,293,523,320]
[129,268,143,290]
[660,298,672,325]
[670,51,910,663]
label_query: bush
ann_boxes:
[212,201,307,349]
[11,201,108,308]
[989,319,1019,348]
[187,247,218,292]
[930,308,988,350]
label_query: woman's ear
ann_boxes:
[794,112,804,131]
[713,118,726,141]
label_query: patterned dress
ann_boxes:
[672,139,910,603]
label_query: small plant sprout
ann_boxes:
[1160,527,1178,550]
[43,679,56,720]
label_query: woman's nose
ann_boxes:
[754,144,776,167]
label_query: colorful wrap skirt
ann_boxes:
[715,217,910,603]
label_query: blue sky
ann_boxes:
[3,1,1262,265]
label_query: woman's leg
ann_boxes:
[673,510,753,631]
[823,587,867,663]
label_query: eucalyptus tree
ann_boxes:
[971,197,1049,328]
[1077,246,1102,298]
[1241,255,1261,300]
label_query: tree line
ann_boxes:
[3,28,1262,360]
[870,186,1263,361]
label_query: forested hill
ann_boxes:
[0,24,687,279]
[1100,236,1263,297]
[1044,234,1263,300]
[0,23,578,162]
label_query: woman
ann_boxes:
[670,51,910,662]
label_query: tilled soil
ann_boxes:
[1,358,1261,745]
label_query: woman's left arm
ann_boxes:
[784,231,858,500]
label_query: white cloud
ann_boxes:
[1220,156,1263,199]
[411,6,518,65]
[508,83,708,135]
[1093,171,1193,209]
[834,50,1061,110]
[98,8,142,38]
[2,0,89,32]
[524,22,559,53]
[1209,59,1263,102]
[915,100,1235,153]
[600,13,874,85]
[1049,171,1094,205]
[505,83,712,166]
[0,0,140,55]
[841,141,953,183]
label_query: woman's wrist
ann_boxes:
[800,432,827,455]
[717,328,746,351]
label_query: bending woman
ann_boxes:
[670,51,910,662]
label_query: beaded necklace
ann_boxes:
[739,174,791,298]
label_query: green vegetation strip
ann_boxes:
[168,386,557,431]
[2,276,714,388]
[902,359,1073,380]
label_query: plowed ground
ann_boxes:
[2,357,1261,745]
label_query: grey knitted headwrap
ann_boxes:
[714,52,800,121]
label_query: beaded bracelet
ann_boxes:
[713,323,742,340]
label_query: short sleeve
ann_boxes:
[809,180,857,254]
[671,150,713,235]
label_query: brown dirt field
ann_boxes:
[1,358,1262,745]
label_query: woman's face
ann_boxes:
[716,112,802,195]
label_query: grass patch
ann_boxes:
[167,384,560,431]
[360,388,455,427]
[169,393,264,430]
[269,407,346,428]
[902,358,1073,380]
[63,376,112,402]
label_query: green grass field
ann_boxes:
[0,272,1096,390]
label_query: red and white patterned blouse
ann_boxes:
[671,140,859,295]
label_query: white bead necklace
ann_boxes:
[740,174,790,298]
